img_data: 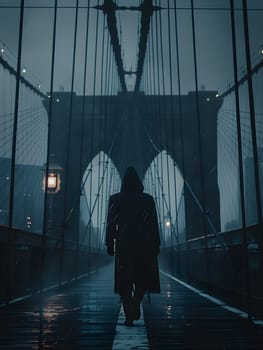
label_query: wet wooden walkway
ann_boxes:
[1,263,263,349]
[143,272,263,349]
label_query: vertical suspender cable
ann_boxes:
[159,0,173,268]
[100,29,110,248]
[154,2,164,245]
[74,0,91,279]
[147,36,155,182]
[7,0,24,302]
[110,52,118,186]
[156,1,166,246]
[190,0,207,229]
[59,0,79,286]
[190,0,209,284]
[174,0,186,277]
[150,14,164,246]
[149,21,155,147]
[167,0,180,275]
[242,0,263,274]
[157,0,167,244]
[40,0,58,293]
[150,10,161,244]
[150,19,156,129]
[230,0,251,320]
[104,44,114,215]
[8,0,25,227]
[102,33,112,245]
[88,1,100,254]
[97,14,106,251]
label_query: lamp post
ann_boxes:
[41,155,62,235]
[42,162,62,194]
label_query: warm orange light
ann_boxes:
[42,172,61,194]
[41,158,62,194]
[48,173,57,189]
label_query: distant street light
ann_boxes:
[165,219,171,228]
[165,212,171,228]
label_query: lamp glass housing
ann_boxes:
[48,173,57,189]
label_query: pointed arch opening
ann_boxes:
[79,151,121,249]
[144,151,186,247]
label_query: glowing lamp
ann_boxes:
[48,172,57,189]
[41,158,62,194]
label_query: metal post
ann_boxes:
[40,0,58,293]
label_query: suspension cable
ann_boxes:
[59,0,80,287]
[166,0,179,251]
[230,0,251,320]
[242,0,263,257]
[159,0,174,252]
[74,0,91,279]
[96,13,106,251]
[8,0,25,228]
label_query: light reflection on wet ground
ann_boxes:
[0,265,120,349]
[2,264,263,349]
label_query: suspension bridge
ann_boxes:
[0,0,263,349]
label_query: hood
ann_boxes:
[120,166,144,193]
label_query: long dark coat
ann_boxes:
[105,167,161,294]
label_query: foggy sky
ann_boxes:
[1,0,263,96]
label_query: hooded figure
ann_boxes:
[105,166,160,326]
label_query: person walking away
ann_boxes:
[105,166,160,326]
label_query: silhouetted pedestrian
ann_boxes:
[105,166,160,326]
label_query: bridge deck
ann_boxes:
[0,264,262,350]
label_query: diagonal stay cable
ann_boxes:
[144,125,218,235]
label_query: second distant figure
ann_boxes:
[105,166,160,326]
